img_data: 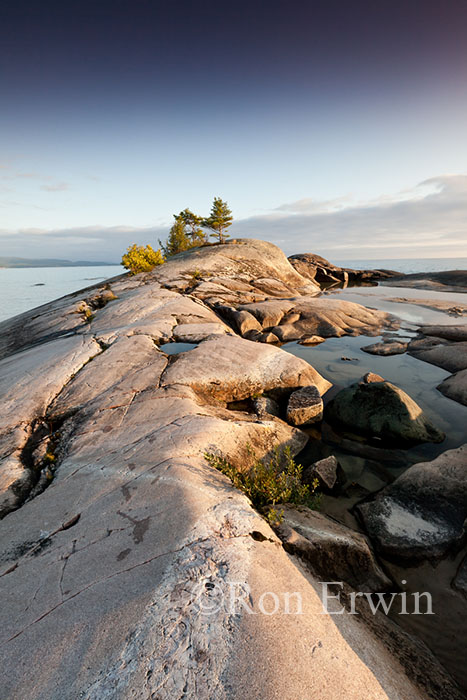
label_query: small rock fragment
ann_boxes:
[362,372,385,383]
[286,385,323,425]
[299,336,326,345]
[303,455,344,493]
[253,396,281,420]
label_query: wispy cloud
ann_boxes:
[230,175,467,258]
[40,181,69,192]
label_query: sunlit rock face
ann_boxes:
[0,239,458,700]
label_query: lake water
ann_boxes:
[0,266,123,323]
[1,258,466,325]
[334,257,467,274]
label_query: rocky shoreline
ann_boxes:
[0,239,465,699]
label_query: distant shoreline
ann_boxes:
[0,259,117,269]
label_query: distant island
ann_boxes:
[0,256,117,268]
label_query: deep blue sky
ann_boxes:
[1,0,467,261]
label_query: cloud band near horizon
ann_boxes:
[0,175,466,262]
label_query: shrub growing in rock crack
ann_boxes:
[205,445,320,524]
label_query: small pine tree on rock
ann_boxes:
[178,208,207,246]
[203,197,233,244]
[159,217,191,257]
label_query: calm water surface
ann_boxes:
[286,284,467,692]
[0,266,122,323]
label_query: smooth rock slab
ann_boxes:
[286,385,323,425]
[161,335,331,402]
[410,341,467,373]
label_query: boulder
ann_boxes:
[258,331,280,344]
[161,335,332,402]
[326,380,445,446]
[215,306,262,335]
[238,297,394,339]
[302,455,344,493]
[286,385,323,425]
[362,341,408,356]
[357,445,467,561]
[271,324,303,342]
[288,253,399,288]
[154,238,317,295]
[437,369,467,406]
[276,506,392,592]
[408,336,451,351]
[240,299,294,328]
[299,335,325,345]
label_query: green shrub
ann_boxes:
[121,244,165,274]
[205,445,320,524]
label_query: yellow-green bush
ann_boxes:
[121,244,165,274]
[205,445,320,524]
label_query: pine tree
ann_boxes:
[203,197,233,244]
[178,208,207,246]
[159,217,191,257]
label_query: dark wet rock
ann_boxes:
[438,369,467,407]
[408,336,452,351]
[410,341,467,373]
[288,253,398,288]
[362,341,408,356]
[419,325,467,342]
[253,396,281,420]
[286,385,323,425]
[321,422,413,468]
[453,555,467,599]
[357,444,467,561]
[326,380,445,446]
[302,455,345,493]
[383,270,467,293]
[276,506,392,591]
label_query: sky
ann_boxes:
[1,0,467,262]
